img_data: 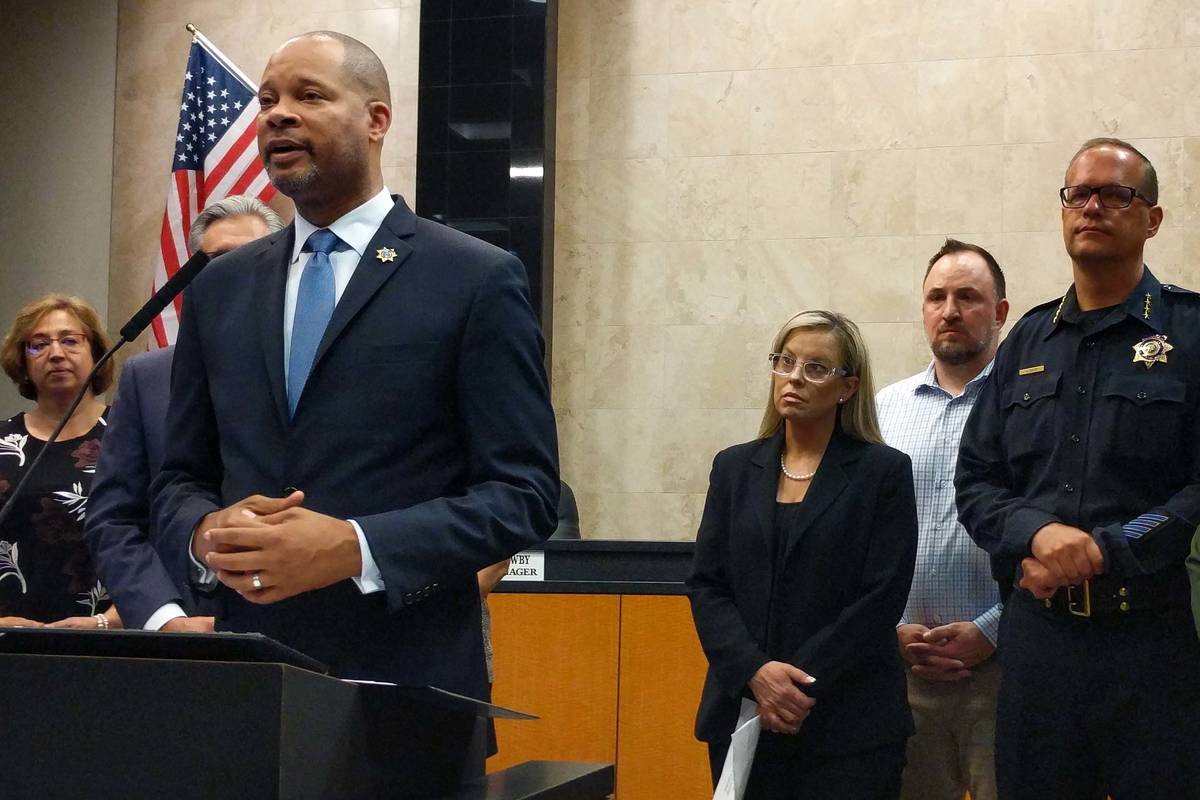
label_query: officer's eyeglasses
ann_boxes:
[1060,184,1155,209]
[26,332,89,359]
[768,353,849,383]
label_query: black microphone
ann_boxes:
[120,250,211,341]
[0,250,211,530]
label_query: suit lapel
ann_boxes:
[749,431,785,557]
[780,431,855,564]
[255,228,294,429]
[312,196,416,368]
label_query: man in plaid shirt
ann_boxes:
[876,239,1009,800]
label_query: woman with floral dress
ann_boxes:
[0,294,119,629]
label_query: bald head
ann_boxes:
[284,31,391,107]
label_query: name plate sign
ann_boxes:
[503,551,545,581]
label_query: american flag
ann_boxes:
[149,31,274,347]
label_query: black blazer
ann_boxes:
[152,197,559,698]
[87,347,212,629]
[688,429,918,757]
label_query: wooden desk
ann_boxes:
[487,542,711,799]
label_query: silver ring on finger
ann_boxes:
[251,573,263,590]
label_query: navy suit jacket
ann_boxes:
[86,346,211,629]
[688,430,918,757]
[152,197,559,697]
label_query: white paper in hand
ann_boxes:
[713,698,760,800]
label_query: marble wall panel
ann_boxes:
[548,0,1200,539]
[556,77,591,161]
[738,239,833,326]
[830,63,919,150]
[1004,55,1096,144]
[585,324,667,410]
[556,0,592,79]
[749,0,840,69]
[666,156,751,241]
[668,72,752,158]
[668,0,752,73]
[916,0,1005,61]
[1092,49,1191,140]
[662,240,744,325]
[1004,0,1094,56]
[831,149,918,237]
[1093,0,1187,51]
[658,408,765,494]
[590,0,671,76]
[827,236,922,323]
[914,146,1006,234]
[554,159,591,244]
[837,0,920,65]
[661,325,761,412]
[916,59,1006,148]
[586,158,669,242]
[586,242,670,326]
[747,67,833,154]
[587,75,669,159]
[746,153,834,239]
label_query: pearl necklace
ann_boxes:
[780,454,816,481]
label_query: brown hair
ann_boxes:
[924,238,1007,300]
[1,294,113,401]
[757,310,883,444]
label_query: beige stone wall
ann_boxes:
[0,0,117,413]
[108,0,420,355]
[552,0,1200,539]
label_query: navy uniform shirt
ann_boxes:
[955,267,1200,598]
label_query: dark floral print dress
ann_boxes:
[0,411,111,622]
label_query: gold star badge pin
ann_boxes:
[1132,334,1173,369]
[375,246,397,263]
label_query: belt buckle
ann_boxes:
[1067,579,1091,618]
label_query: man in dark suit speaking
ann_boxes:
[151,30,559,700]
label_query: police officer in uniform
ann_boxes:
[956,137,1200,799]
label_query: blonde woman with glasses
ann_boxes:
[0,294,120,630]
[688,310,918,799]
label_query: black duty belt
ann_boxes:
[1037,570,1190,619]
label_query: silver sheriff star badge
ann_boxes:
[375,246,397,263]
[1132,334,1173,369]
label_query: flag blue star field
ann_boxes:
[150,32,274,347]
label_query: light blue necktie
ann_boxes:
[288,228,341,417]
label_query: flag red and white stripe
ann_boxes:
[149,31,274,347]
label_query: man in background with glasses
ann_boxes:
[956,138,1200,798]
[85,196,283,634]
[877,239,1008,800]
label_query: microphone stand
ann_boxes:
[0,250,210,530]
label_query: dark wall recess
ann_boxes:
[416,0,556,331]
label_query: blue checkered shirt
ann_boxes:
[876,362,1001,645]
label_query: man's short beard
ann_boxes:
[267,162,320,198]
[931,336,989,366]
